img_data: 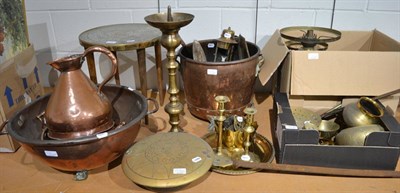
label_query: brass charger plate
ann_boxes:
[122,132,214,189]
[202,132,274,175]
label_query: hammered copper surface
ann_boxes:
[179,39,261,120]
[7,85,146,171]
[45,46,118,139]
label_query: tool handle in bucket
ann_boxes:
[256,55,265,77]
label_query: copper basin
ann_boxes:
[6,85,147,172]
[179,39,261,120]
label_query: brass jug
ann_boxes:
[44,46,117,139]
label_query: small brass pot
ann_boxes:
[342,97,384,127]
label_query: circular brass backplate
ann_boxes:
[122,132,214,188]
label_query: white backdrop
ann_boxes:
[24,0,400,91]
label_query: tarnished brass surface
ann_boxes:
[79,23,165,109]
[280,26,341,50]
[45,46,117,139]
[342,97,384,127]
[179,39,262,120]
[203,132,274,175]
[79,23,161,51]
[291,107,322,129]
[122,132,214,188]
[145,6,194,132]
[6,85,147,171]
[144,11,194,31]
[317,120,340,141]
[335,124,385,146]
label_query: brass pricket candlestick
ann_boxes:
[241,107,260,162]
[212,95,233,167]
[145,6,194,132]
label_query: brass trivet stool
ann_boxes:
[79,24,165,118]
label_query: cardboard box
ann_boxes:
[0,44,44,152]
[259,29,400,170]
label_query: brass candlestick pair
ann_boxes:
[145,6,194,132]
[213,95,259,167]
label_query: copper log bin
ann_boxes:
[6,85,148,172]
[179,39,262,120]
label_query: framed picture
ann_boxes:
[0,0,29,64]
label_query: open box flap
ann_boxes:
[371,29,400,51]
[258,30,289,86]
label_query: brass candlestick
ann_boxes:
[145,6,194,132]
[241,107,260,162]
[212,95,232,167]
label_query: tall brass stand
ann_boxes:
[145,6,194,132]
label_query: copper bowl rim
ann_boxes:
[6,85,147,146]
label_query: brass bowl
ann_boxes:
[335,124,385,146]
[7,85,148,172]
[202,132,274,175]
[318,120,340,140]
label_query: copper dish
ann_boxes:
[6,85,155,172]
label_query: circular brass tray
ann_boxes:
[122,132,214,189]
[202,132,274,175]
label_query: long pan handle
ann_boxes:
[234,160,400,178]
[321,88,400,120]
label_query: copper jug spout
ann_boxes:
[48,54,83,72]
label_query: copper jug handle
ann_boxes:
[82,46,118,94]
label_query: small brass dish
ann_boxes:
[202,132,274,175]
[318,120,340,140]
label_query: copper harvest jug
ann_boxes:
[44,46,118,139]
